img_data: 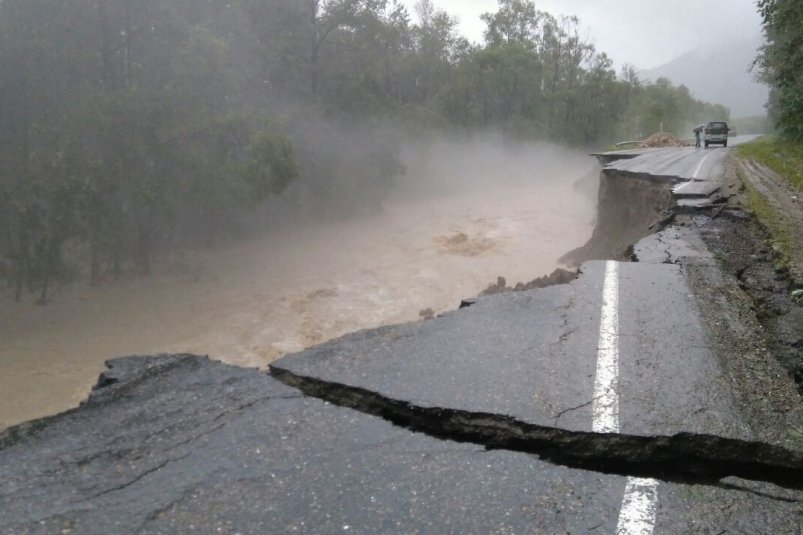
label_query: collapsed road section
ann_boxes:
[270,362,803,490]
[1,353,801,534]
[2,144,803,533]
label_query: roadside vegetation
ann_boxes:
[742,181,794,272]
[0,0,729,303]
[755,0,803,141]
[737,138,803,191]
[733,0,803,278]
[736,137,802,280]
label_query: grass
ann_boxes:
[736,136,802,277]
[743,185,793,273]
[736,136,803,191]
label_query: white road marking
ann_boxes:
[672,181,694,192]
[617,478,659,535]
[593,260,619,433]
[592,261,659,535]
[691,151,714,180]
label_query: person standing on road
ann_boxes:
[693,125,703,148]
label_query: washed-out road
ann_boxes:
[2,139,802,534]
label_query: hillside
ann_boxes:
[640,37,769,118]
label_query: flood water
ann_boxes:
[0,146,597,430]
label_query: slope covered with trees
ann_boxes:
[0,0,729,302]
[755,0,803,140]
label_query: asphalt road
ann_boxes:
[273,261,748,439]
[596,135,760,182]
[2,141,802,534]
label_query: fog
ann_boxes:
[411,0,764,71]
[398,133,597,198]
[0,136,597,430]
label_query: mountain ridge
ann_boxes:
[639,37,769,118]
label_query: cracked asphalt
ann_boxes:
[273,261,749,440]
[2,139,803,533]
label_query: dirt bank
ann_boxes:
[559,172,675,265]
[695,155,803,394]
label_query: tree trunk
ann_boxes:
[38,272,50,305]
[310,1,320,97]
[90,240,100,286]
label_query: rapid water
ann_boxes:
[0,159,597,430]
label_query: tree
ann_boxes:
[0,0,736,301]
[0,0,98,299]
[405,0,461,104]
[481,0,543,50]
[755,0,803,140]
[0,0,301,299]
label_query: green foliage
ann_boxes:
[0,0,301,298]
[737,137,803,278]
[756,0,803,140]
[242,133,300,201]
[614,77,730,141]
[480,0,543,50]
[0,0,733,301]
[737,137,803,191]
[439,44,544,129]
[744,186,793,273]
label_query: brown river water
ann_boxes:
[0,143,597,430]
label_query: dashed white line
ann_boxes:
[616,477,659,535]
[593,261,659,535]
[593,260,619,433]
[672,181,694,192]
[691,151,714,180]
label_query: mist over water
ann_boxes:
[0,137,597,430]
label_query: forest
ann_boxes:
[755,0,803,141]
[0,0,731,303]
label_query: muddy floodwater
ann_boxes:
[0,169,596,430]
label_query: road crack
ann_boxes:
[551,399,595,425]
[81,451,192,502]
[270,366,803,491]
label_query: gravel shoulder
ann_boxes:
[692,152,803,404]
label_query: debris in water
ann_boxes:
[434,231,497,257]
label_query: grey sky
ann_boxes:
[402,0,765,70]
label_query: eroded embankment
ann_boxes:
[569,155,803,394]
[559,170,675,265]
[572,153,803,398]
[696,170,803,393]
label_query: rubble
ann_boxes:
[638,132,688,148]
[480,268,578,296]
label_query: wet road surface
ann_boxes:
[2,355,800,534]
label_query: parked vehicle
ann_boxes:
[704,121,729,148]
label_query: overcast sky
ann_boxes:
[401,0,765,70]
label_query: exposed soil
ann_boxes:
[696,156,803,395]
[479,267,578,296]
[560,172,675,265]
[738,158,803,284]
